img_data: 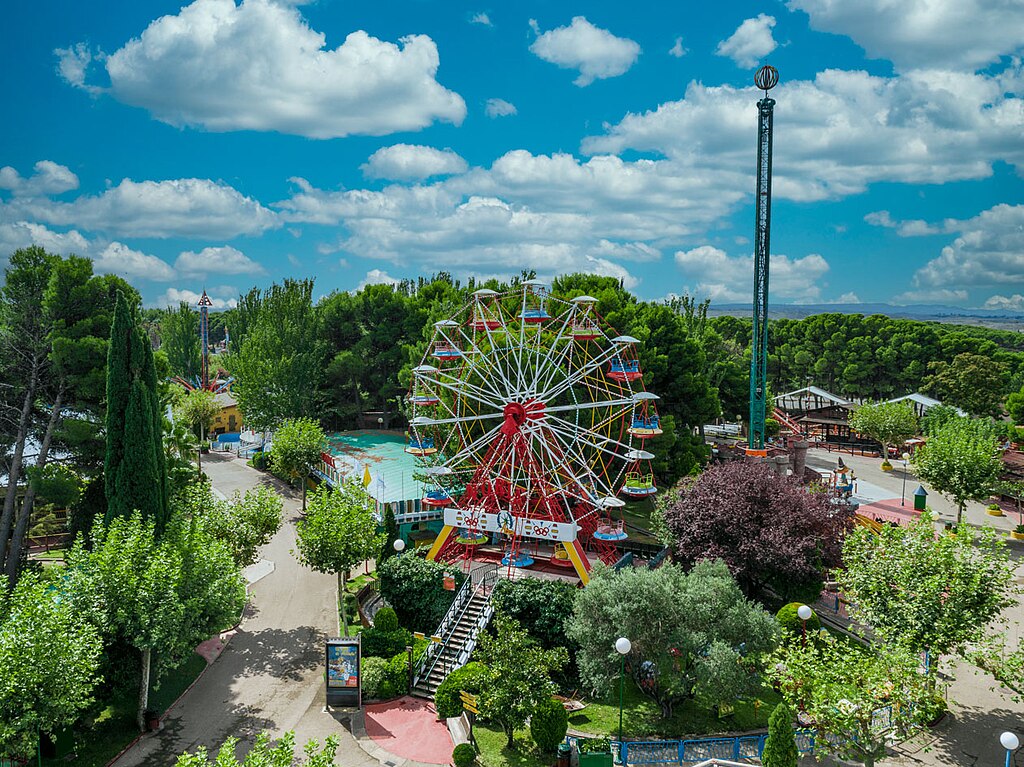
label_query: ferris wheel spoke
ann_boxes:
[542,415,635,464]
[415,411,504,427]
[543,397,635,415]
[440,421,505,471]
[544,400,636,441]
[537,342,625,404]
[427,370,505,411]
[525,424,592,507]
[534,423,618,502]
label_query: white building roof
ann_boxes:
[886,392,967,416]
[775,385,850,406]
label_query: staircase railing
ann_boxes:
[412,564,502,689]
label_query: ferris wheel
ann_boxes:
[409,281,660,584]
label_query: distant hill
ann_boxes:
[709,303,1024,331]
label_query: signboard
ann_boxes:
[443,507,578,542]
[459,690,480,714]
[325,637,361,708]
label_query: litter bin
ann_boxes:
[557,743,572,767]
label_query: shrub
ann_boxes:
[377,555,466,633]
[361,656,389,699]
[361,627,413,659]
[530,698,568,753]
[490,578,577,650]
[374,606,399,632]
[577,738,610,754]
[776,602,822,635]
[374,652,410,700]
[761,702,797,767]
[434,662,490,719]
[453,743,476,767]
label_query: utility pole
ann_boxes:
[747,65,779,457]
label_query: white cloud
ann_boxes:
[984,294,1024,312]
[174,246,266,277]
[911,204,1024,289]
[787,0,1024,71]
[361,144,468,181]
[155,287,237,309]
[54,43,102,94]
[529,16,641,86]
[358,269,400,290]
[60,0,465,139]
[583,68,1024,202]
[864,210,945,237]
[674,245,829,302]
[668,37,686,58]
[715,14,777,68]
[485,98,517,118]
[0,161,79,197]
[834,291,860,304]
[0,221,90,257]
[9,177,277,239]
[470,12,492,26]
[892,288,968,304]
[93,242,174,280]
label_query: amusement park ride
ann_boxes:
[170,290,233,394]
[407,282,660,585]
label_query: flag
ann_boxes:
[362,465,372,488]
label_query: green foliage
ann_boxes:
[775,603,822,636]
[490,577,578,650]
[361,656,389,699]
[434,661,491,718]
[567,561,778,718]
[453,743,477,767]
[911,416,1002,523]
[374,606,399,632]
[160,302,201,381]
[922,352,1009,418]
[377,554,466,634]
[478,618,568,748]
[271,417,326,508]
[374,652,411,699]
[294,483,383,634]
[768,633,932,767]
[175,731,338,767]
[379,505,400,563]
[0,572,103,757]
[529,698,569,753]
[360,627,413,659]
[836,511,1015,656]
[849,400,919,456]
[175,389,220,440]
[761,703,798,767]
[104,291,168,534]
[190,485,283,567]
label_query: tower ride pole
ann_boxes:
[747,65,779,456]
[198,290,212,390]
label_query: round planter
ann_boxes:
[880,462,894,472]
[987,508,1005,516]
[1011,531,1024,541]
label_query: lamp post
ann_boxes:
[615,637,631,748]
[797,604,813,647]
[900,451,911,507]
[1001,732,1019,767]
[393,538,406,556]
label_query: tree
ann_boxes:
[662,462,853,601]
[376,554,466,634]
[294,483,383,635]
[104,291,168,534]
[378,504,400,564]
[911,416,1002,525]
[271,417,325,510]
[530,697,569,753]
[767,634,932,767]
[566,561,778,718]
[176,731,338,767]
[1006,382,1024,425]
[761,703,798,767]
[174,389,220,477]
[477,618,568,748]
[160,302,201,381]
[0,572,103,757]
[66,513,244,731]
[922,352,1008,418]
[849,400,919,468]
[836,512,1015,658]
[490,577,577,650]
[201,487,283,567]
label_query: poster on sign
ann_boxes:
[443,507,578,542]
[325,637,361,708]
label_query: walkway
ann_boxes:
[364,697,453,765]
[112,453,379,767]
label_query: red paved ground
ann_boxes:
[857,498,921,525]
[365,696,453,765]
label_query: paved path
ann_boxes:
[112,453,380,767]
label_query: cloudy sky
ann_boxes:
[2,0,1022,309]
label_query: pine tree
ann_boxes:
[104,292,169,534]
[762,702,798,767]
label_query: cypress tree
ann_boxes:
[762,702,798,767]
[104,292,169,534]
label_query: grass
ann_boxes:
[42,653,208,766]
[620,499,660,545]
[474,722,548,767]
[566,677,781,739]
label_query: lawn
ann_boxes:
[620,499,661,545]
[566,677,781,739]
[42,653,208,766]
[474,722,548,767]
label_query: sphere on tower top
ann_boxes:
[754,65,779,92]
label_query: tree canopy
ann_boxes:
[922,352,1008,418]
[271,417,325,510]
[848,400,919,462]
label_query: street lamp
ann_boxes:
[797,604,813,647]
[393,538,406,555]
[900,451,911,507]
[1001,732,1019,767]
[615,637,631,747]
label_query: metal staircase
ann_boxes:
[411,564,501,699]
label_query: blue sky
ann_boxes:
[1,0,1022,309]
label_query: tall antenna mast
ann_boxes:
[747,64,779,457]
[198,290,213,390]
